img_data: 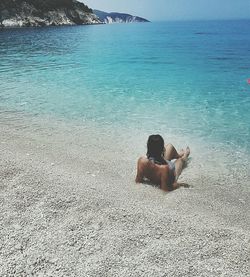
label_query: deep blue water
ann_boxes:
[0,20,250,151]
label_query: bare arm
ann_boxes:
[160,169,169,192]
[135,158,144,183]
[171,182,180,190]
[160,167,180,192]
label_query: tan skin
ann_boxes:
[135,144,190,192]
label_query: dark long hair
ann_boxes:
[147,134,165,159]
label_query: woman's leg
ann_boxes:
[164,143,184,161]
[174,147,190,180]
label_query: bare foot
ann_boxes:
[182,146,190,161]
[178,149,185,157]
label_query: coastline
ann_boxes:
[0,0,101,28]
[1,112,249,276]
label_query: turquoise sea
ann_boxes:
[0,20,250,155]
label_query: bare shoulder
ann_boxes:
[137,156,149,165]
[159,164,170,175]
[159,164,169,170]
[136,157,149,183]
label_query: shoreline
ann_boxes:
[0,112,249,276]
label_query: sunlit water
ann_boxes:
[0,21,250,175]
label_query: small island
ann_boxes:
[94,10,149,24]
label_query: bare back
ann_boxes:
[135,157,175,191]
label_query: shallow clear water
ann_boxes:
[0,20,250,152]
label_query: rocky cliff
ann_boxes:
[0,0,101,27]
[94,10,149,24]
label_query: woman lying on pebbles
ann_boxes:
[136,134,190,192]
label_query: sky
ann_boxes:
[82,0,250,21]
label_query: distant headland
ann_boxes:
[93,10,149,24]
[0,0,149,28]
